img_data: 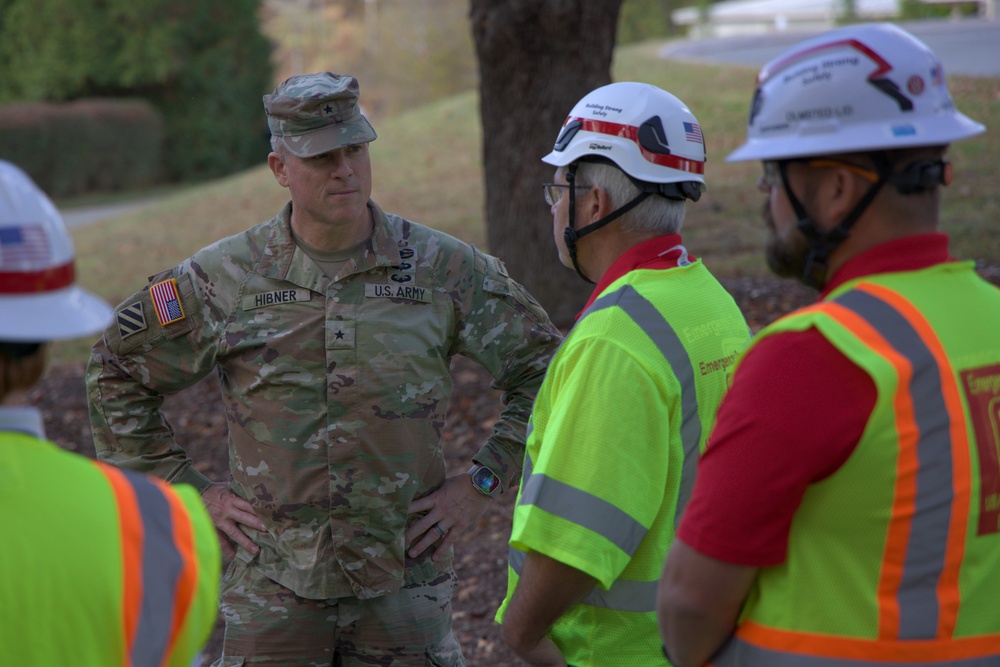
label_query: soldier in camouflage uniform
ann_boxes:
[86,72,562,667]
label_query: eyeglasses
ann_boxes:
[542,182,591,206]
[759,159,880,191]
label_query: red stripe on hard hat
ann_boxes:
[757,38,892,85]
[0,261,75,294]
[569,117,705,174]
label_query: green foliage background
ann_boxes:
[0,0,275,182]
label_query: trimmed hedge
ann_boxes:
[0,98,163,199]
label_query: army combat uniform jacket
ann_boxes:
[87,200,561,600]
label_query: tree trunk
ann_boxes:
[470,0,622,328]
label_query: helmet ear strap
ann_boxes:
[564,163,650,284]
[780,153,891,289]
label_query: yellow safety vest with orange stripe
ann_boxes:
[0,430,220,666]
[712,261,1000,666]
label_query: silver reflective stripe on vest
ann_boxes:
[836,289,954,640]
[124,469,183,666]
[715,287,964,667]
[713,636,1000,667]
[520,453,647,556]
[577,285,702,526]
[508,546,657,613]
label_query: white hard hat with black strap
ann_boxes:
[543,82,707,283]
[726,22,985,288]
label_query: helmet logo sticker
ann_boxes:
[907,75,925,95]
[761,38,914,112]
[150,278,186,326]
[117,301,147,340]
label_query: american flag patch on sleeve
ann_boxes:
[150,278,186,326]
[683,121,703,144]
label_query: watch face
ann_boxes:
[472,467,501,495]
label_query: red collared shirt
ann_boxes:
[677,234,953,566]
[580,233,694,317]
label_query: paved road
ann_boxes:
[61,199,159,228]
[660,19,1000,77]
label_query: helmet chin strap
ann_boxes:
[564,164,651,284]
[778,153,891,289]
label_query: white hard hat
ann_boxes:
[0,160,112,342]
[727,22,985,162]
[543,81,707,188]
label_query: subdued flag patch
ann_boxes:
[150,278,186,326]
[117,302,147,339]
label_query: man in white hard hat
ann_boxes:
[495,81,751,667]
[657,23,1000,667]
[0,160,221,667]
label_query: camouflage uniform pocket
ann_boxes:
[425,636,465,667]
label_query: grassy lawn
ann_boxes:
[58,39,1000,364]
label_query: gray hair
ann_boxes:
[575,161,687,235]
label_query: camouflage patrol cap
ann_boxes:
[264,72,377,158]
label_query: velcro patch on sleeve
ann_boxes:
[150,278,186,325]
[117,301,147,340]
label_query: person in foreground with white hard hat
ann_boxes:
[658,23,1000,667]
[0,160,221,667]
[495,82,751,666]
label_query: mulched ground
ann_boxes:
[27,268,998,665]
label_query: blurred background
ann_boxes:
[1,0,996,333]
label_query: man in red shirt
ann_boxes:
[657,23,999,667]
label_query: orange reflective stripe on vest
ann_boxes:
[713,622,1000,666]
[98,462,202,667]
[830,283,971,641]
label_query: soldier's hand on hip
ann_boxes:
[405,474,493,561]
[202,482,267,560]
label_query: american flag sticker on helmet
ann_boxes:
[683,122,703,144]
[0,225,48,264]
[150,278,186,326]
[117,301,147,339]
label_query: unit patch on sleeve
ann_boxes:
[150,277,186,326]
[117,301,147,340]
[365,283,432,303]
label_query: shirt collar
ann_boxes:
[0,406,46,439]
[579,234,694,317]
[260,200,404,287]
[820,233,952,299]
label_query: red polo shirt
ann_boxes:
[677,234,953,566]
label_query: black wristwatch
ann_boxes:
[468,463,502,497]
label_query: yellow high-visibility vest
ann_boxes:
[0,430,220,666]
[716,262,1000,666]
